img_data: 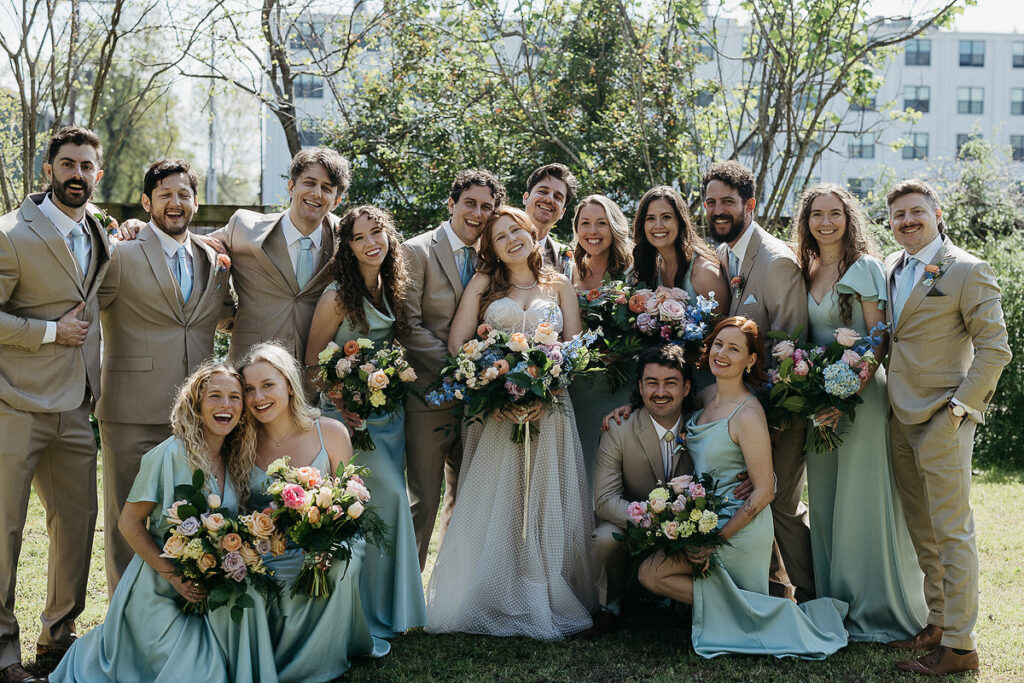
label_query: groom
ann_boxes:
[883,180,1010,675]
[399,169,507,569]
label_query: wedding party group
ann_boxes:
[0,123,1011,682]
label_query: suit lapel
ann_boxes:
[81,213,111,302]
[20,197,84,293]
[183,237,212,319]
[884,252,900,328]
[432,228,463,296]
[252,214,298,294]
[141,227,185,321]
[300,214,337,295]
[634,408,667,482]
[725,225,763,315]
[895,238,951,332]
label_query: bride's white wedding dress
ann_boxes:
[425,295,596,639]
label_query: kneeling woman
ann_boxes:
[51,363,276,682]
[638,317,848,659]
[240,342,389,682]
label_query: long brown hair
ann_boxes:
[327,205,408,335]
[631,186,716,288]
[476,206,560,319]
[699,316,766,388]
[791,183,877,326]
[571,194,633,281]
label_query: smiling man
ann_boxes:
[0,126,112,683]
[398,168,507,568]
[522,163,577,274]
[883,180,1010,676]
[588,345,695,635]
[95,159,234,594]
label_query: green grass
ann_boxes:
[14,462,1024,681]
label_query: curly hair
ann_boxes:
[571,195,633,281]
[239,342,320,434]
[699,316,766,388]
[476,206,560,319]
[631,186,716,288]
[450,168,508,205]
[628,344,698,413]
[701,160,757,203]
[170,362,258,511]
[327,205,408,335]
[791,183,878,326]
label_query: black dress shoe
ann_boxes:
[577,610,621,640]
[0,662,47,683]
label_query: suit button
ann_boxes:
[892,335,899,343]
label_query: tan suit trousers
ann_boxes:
[405,400,462,570]
[591,521,629,610]
[891,412,978,651]
[0,396,96,669]
[771,419,815,601]
[98,421,172,594]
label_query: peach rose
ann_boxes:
[533,321,558,345]
[367,369,389,390]
[834,328,861,348]
[201,512,225,532]
[197,552,218,573]
[269,532,287,556]
[347,501,365,519]
[477,323,494,337]
[627,293,648,313]
[295,466,322,487]
[160,534,188,558]
[239,544,261,568]
[398,367,417,382]
[246,512,275,539]
[207,493,222,509]
[315,486,334,509]
[507,332,530,352]
[493,359,510,375]
[307,506,321,525]
[220,533,243,553]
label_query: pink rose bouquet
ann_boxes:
[315,338,417,452]
[262,456,389,598]
[160,469,283,621]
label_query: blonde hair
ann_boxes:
[170,362,258,510]
[239,342,319,433]
[571,194,633,281]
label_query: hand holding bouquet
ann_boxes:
[263,456,389,598]
[315,338,417,451]
[159,470,283,622]
[617,473,730,578]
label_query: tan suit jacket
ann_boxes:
[885,237,1011,425]
[211,209,337,364]
[0,194,110,412]
[96,225,234,424]
[539,235,571,276]
[594,407,695,527]
[719,222,808,353]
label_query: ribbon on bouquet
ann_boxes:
[518,414,532,541]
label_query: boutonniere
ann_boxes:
[730,274,745,293]
[921,260,947,287]
[671,432,687,456]
[93,210,116,234]
[214,253,231,290]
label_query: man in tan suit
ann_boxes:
[588,345,695,636]
[0,127,111,683]
[210,148,347,375]
[399,169,507,568]
[522,163,575,274]
[96,160,234,593]
[882,180,1010,676]
[702,160,813,602]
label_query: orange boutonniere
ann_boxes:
[922,260,947,287]
[730,275,745,293]
[216,253,232,273]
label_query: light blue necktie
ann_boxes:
[174,245,192,303]
[728,251,740,279]
[296,236,314,289]
[460,246,475,288]
[70,224,89,278]
[893,256,919,325]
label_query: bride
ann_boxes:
[425,206,595,639]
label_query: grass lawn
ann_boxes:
[14,460,1024,681]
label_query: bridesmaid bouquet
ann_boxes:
[262,456,389,598]
[618,473,730,578]
[765,322,888,452]
[315,338,418,451]
[160,470,283,622]
[577,280,648,389]
[628,285,718,346]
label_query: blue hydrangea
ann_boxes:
[822,362,860,399]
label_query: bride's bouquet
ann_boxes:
[315,338,418,452]
[160,470,283,621]
[618,473,730,578]
[765,322,887,452]
[576,280,648,389]
[262,456,390,598]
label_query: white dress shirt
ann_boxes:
[150,222,194,297]
[651,414,683,481]
[40,194,91,344]
[280,211,323,275]
[727,220,758,269]
[441,219,475,273]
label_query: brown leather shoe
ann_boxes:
[887,623,943,650]
[0,662,47,683]
[895,646,979,675]
[577,610,621,640]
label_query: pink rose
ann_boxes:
[614,293,628,305]
[840,349,862,367]
[295,466,322,487]
[792,348,806,363]
[793,360,810,376]
[662,521,680,540]
[859,364,872,381]
[626,501,646,523]
[688,483,706,499]
[772,340,795,362]
[639,515,653,529]
[668,475,694,496]
[649,497,667,513]
[346,479,371,502]
[834,327,860,348]
[658,299,688,322]
[281,483,310,509]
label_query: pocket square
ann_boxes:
[925,287,945,297]
[743,294,757,305]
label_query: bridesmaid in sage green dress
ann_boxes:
[792,184,927,642]
[639,318,848,659]
[569,194,635,493]
[305,206,427,638]
[241,343,389,682]
[51,364,277,683]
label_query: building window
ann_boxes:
[848,178,874,199]
[1013,41,1024,68]
[1012,135,1024,162]
[904,85,930,113]
[1012,88,1024,116]
[905,39,931,66]
[957,87,983,114]
[289,22,324,51]
[698,42,714,60]
[956,133,981,155]
[695,91,713,107]
[902,133,929,160]
[848,134,875,159]
[849,94,876,112]
[959,40,984,67]
[298,121,322,147]
[741,138,761,158]
[294,74,324,99]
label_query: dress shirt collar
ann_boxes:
[650,414,683,443]
[902,234,944,269]
[149,221,193,259]
[728,220,758,265]
[281,211,322,250]
[441,219,474,252]
[39,194,85,238]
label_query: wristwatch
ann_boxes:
[951,403,967,418]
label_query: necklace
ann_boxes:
[512,280,538,290]
[269,424,298,449]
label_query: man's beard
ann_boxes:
[153,215,190,237]
[708,213,745,244]
[51,177,92,209]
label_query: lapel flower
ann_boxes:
[216,253,232,273]
[671,432,687,456]
[921,260,947,287]
[93,210,116,234]
[730,274,745,293]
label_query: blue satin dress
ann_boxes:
[317,288,427,637]
[50,438,277,683]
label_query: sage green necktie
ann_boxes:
[296,236,314,289]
